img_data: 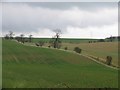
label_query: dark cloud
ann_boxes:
[2,2,118,38]
[18,2,118,11]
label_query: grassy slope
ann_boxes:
[28,38,119,66]
[25,41,119,67]
[61,42,118,67]
[0,38,2,88]
[2,40,118,88]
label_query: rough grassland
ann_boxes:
[0,38,2,89]
[2,40,118,88]
[26,38,119,67]
[25,41,119,67]
[60,42,118,67]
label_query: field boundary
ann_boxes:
[59,49,119,70]
[15,40,119,70]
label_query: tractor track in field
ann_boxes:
[15,40,119,70]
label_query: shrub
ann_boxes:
[48,45,51,48]
[106,56,112,65]
[74,47,82,54]
[97,57,99,61]
[64,47,68,50]
[39,41,45,47]
[35,43,40,47]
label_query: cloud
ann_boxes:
[0,3,2,37]
[2,2,118,38]
[62,23,118,38]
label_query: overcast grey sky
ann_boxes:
[1,2,118,38]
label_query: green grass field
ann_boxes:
[26,38,119,67]
[2,40,118,88]
[0,38,2,89]
[32,38,99,43]
[60,42,119,67]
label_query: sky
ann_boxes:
[1,2,119,39]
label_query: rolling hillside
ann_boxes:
[2,40,118,88]
[61,42,119,67]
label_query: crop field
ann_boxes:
[32,38,99,43]
[0,38,2,89]
[31,38,118,43]
[2,40,118,88]
[26,38,119,67]
[60,42,119,67]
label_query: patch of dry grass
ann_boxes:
[61,42,119,67]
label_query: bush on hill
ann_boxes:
[74,47,82,54]
[106,56,112,65]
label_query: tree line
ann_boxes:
[4,30,62,49]
[4,31,33,43]
[3,31,114,66]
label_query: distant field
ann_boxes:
[31,37,118,43]
[0,38,1,88]
[2,40,118,88]
[32,38,99,43]
[61,42,119,67]
[27,38,119,67]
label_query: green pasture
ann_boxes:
[60,42,119,67]
[32,38,98,43]
[2,40,118,88]
[27,38,119,67]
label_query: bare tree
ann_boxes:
[4,31,14,40]
[9,31,15,39]
[29,34,32,42]
[4,34,9,40]
[20,34,24,43]
[50,29,62,48]
[106,56,112,65]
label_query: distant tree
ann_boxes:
[98,39,105,42]
[20,34,24,43]
[64,47,68,50]
[4,34,9,40]
[74,47,82,54]
[29,34,32,42]
[110,35,113,42]
[50,29,62,49]
[118,36,120,40]
[9,31,14,39]
[106,56,112,65]
[4,31,14,40]
[93,41,96,43]
[20,34,24,39]
[89,41,92,43]
[15,36,21,42]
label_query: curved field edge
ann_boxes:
[27,39,118,67]
[2,40,118,88]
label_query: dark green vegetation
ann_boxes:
[32,38,99,43]
[29,37,119,44]
[3,40,118,88]
[74,47,82,54]
[0,38,2,88]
